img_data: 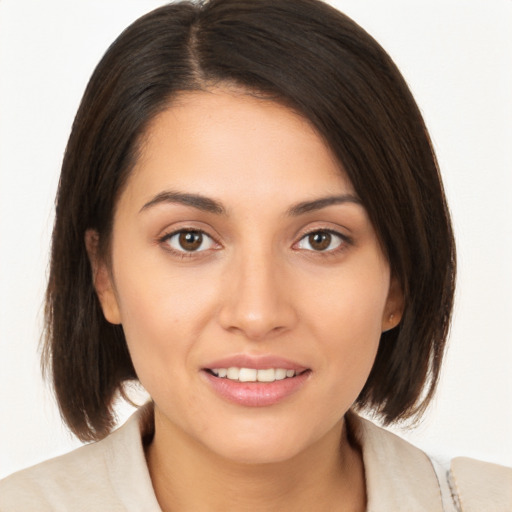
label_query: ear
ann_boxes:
[84,229,122,325]
[382,275,404,333]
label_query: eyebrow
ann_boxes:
[286,194,362,216]
[140,191,225,215]
[139,190,362,216]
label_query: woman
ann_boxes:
[1,0,510,510]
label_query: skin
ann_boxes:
[88,89,403,511]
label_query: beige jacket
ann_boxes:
[1,405,510,511]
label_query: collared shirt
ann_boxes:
[1,404,510,511]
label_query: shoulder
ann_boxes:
[0,403,160,512]
[0,438,118,511]
[449,456,512,512]
[348,412,446,511]
[348,412,512,512]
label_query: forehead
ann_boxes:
[124,89,355,211]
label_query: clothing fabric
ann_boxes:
[1,404,510,511]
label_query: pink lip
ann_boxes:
[201,354,311,407]
[203,354,308,372]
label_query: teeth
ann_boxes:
[239,368,257,382]
[227,367,239,380]
[210,367,298,382]
[275,368,287,380]
[256,368,275,382]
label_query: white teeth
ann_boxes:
[256,368,276,382]
[238,368,257,382]
[227,367,240,380]
[210,367,298,382]
[275,368,287,380]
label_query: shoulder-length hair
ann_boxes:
[43,0,455,441]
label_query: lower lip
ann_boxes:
[202,370,311,407]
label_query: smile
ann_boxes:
[209,367,298,382]
[203,367,311,407]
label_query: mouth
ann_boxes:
[207,367,305,382]
[201,360,311,407]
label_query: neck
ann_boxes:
[146,408,366,512]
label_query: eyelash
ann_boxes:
[158,228,352,258]
[294,228,352,257]
[158,229,220,259]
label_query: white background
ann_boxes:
[0,0,511,479]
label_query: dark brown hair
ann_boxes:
[43,0,456,441]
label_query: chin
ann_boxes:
[196,417,331,466]
[210,437,305,465]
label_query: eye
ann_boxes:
[163,230,217,253]
[296,230,346,252]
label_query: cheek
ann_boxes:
[305,262,389,340]
[111,251,220,374]
[301,261,389,392]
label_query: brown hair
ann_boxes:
[43,0,456,441]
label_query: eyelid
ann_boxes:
[156,224,352,258]
[294,227,352,253]
[158,227,221,256]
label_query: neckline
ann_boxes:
[105,403,442,512]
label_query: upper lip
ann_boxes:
[202,354,309,372]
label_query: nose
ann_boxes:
[217,248,298,341]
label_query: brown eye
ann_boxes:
[179,231,203,251]
[165,230,216,253]
[296,230,345,252]
[308,232,332,251]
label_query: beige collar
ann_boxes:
[347,412,443,511]
[108,404,443,511]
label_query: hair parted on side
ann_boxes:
[43,0,456,441]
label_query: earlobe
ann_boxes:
[84,229,122,325]
[382,276,404,332]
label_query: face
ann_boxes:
[91,89,402,464]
